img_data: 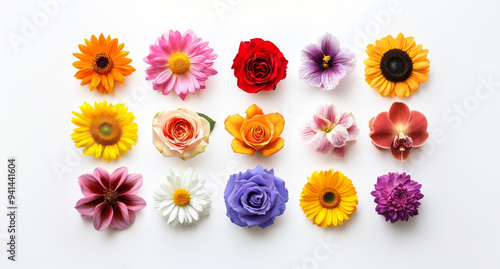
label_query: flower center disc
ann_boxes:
[319,188,341,209]
[322,55,331,69]
[380,49,413,82]
[92,52,114,75]
[173,189,190,206]
[103,189,118,204]
[90,116,122,146]
[169,53,191,74]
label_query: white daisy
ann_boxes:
[153,168,211,226]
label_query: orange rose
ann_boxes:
[224,104,285,156]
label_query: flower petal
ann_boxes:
[109,167,128,190]
[224,114,245,140]
[78,173,105,196]
[119,194,147,211]
[245,104,264,120]
[109,202,131,230]
[93,203,114,231]
[259,137,284,156]
[326,125,349,147]
[406,111,429,147]
[369,112,396,149]
[389,102,411,128]
[391,147,411,162]
[93,167,111,190]
[116,173,143,195]
[264,112,285,141]
[230,138,255,156]
[75,195,103,218]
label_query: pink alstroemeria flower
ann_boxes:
[75,167,146,231]
[300,103,359,158]
[369,102,429,161]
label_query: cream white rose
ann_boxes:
[152,108,210,160]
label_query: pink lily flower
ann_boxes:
[75,167,146,231]
[369,102,429,161]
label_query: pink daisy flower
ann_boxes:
[75,167,146,231]
[300,104,360,159]
[144,30,218,100]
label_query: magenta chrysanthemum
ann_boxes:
[371,172,424,223]
[75,167,146,231]
[299,33,356,90]
[144,30,217,100]
[299,103,359,158]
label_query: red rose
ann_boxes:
[232,38,288,93]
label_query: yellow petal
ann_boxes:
[230,139,255,156]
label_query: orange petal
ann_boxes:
[259,137,284,156]
[231,139,255,156]
[245,104,264,120]
[98,34,107,51]
[369,111,395,149]
[264,112,285,141]
[224,114,245,140]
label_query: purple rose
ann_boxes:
[224,165,288,228]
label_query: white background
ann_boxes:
[1,0,500,268]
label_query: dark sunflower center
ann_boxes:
[92,52,113,75]
[319,188,340,209]
[380,49,413,82]
[96,57,109,69]
[323,192,335,203]
[89,116,122,146]
[103,189,119,204]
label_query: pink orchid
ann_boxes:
[369,102,429,161]
[75,167,146,231]
[300,103,359,158]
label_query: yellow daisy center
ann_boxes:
[173,189,190,206]
[169,53,191,74]
[322,55,331,69]
[319,187,340,209]
[89,116,122,146]
[92,52,114,75]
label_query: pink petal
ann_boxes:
[109,202,131,230]
[93,167,110,190]
[406,111,429,147]
[78,173,104,196]
[119,194,146,211]
[317,104,337,123]
[75,195,103,218]
[326,125,349,147]
[116,173,143,195]
[300,124,317,143]
[163,75,176,95]
[369,112,396,149]
[331,146,347,159]
[313,133,334,154]
[347,124,360,140]
[391,147,411,162]
[312,115,330,130]
[156,69,173,84]
[338,112,354,129]
[109,167,128,190]
[93,203,114,231]
[389,102,411,128]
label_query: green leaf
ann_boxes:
[197,112,216,133]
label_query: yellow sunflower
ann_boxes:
[71,101,138,162]
[73,34,136,94]
[364,33,430,97]
[300,169,358,227]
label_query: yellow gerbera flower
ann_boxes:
[71,101,138,162]
[300,169,358,227]
[73,34,136,94]
[364,33,430,97]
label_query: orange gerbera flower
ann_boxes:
[224,104,285,156]
[73,34,136,94]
